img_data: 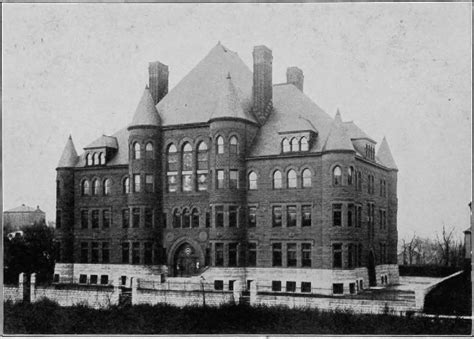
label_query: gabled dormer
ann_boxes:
[83,135,118,167]
[278,115,318,153]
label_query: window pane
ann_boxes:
[102,242,109,263]
[182,174,192,191]
[134,174,141,192]
[272,243,282,266]
[248,243,257,266]
[81,210,88,229]
[300,137,309,151]
[198,142,208,170]
[228,243,237,266]
[272,206,282,227]
[122,209,130,228]
[333,244,342,268]
[302,243,311,267]
[91,242,99,263]
[81,242,88,263]
[215,206,224,227]
[92,180,99,195]
[229,206,238,227]
[173,210,181,228]
[273,171,282,189]
[291,138,299,152]
[145,143,154,159]
[287,205,296,227]
[302,205,311,227]
[103,179,111,195]
[248,206,256,228]
[145,175,154,193]
[198,173,208,191]
[287,243,297,267]
[91,210,99,228]
[122,243,129,263]
[282,139,290,153]
[333,166,342,185]
[132,242,140,264]
[230,136,238,154]
[191,209,199,228]
[333,204,342,226]
[302,169,311,187]
[167,175,177,192]
[100,152,106,165]
[182,143,193,171]
[182,209,190,228]
[144,242,153,264]
[217,136,224,154]
[215,243,224,266]
[145,208,153,228]
[134,143,141,159]
[287,170,297,188]
[230,170,239,189]
[132,208,140,228]
[123,178,130,194]
[102,210,110,228]
[217,170,224,189]
[248,172,257,190]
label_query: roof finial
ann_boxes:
[226,72,231,79]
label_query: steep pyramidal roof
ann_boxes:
[376,137,398,170]
[209,73,257,123]
[57,135,78,168]
[130,87,161,127]
[343,121,375,142]
[323,110,355,152]
[156,42,254,125]
[85,135,118,149]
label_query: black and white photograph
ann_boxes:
[2,2,472,335]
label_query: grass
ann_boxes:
[4,299,471,334]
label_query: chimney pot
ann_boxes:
[286,67,304,92]
[148,61,169,105]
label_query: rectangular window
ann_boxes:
[215,243,224,266]
[132,242,140,264]
[228,280,235,291]
[287,205,297,227]
[228,243,237,267]
[301,243,312,267]
[301,282,311,293]
[145,208,153,228]
[347,204,353,227]
[348,244,354,268]
[286,281,296,292]
[103,210,110,228]
[229,206,238,228]
[215,206,224,227]
[217,170,225,189]
[91,242,99,263]
[333,243,342,268]
[79,274,87,284]
[248,206,256,228]
[102,242,110,263]
[81,210,88,229]
[272,206,282,227]
[214,280,224,291]
[287,243,297,267]
[197,151,208,170]
[133,174,141,193]
[132,208,140,228]
[272,281,282,292]
[205,211,211,228]
[144,242,153,265]
[182,174,192,192]
[229,170,239,189]
[168,154,178,171]
[197,173,208,191]
[80,242,88,263]
[333,283,344,295]
[90,275,98,285]
[358,244,363,267]
[183,152,193,171]
[91,210,99,228]
[301,205,312,227]
[248,243,257,267]
[145,174,154,193]
[100,275,109,285]
[122,209,130,228]
[122,242,130,264]
[167,174,177,192]
[272,243,282,267]
[349,283,356,294]
[53,274,60,283]
[333,204,342,227]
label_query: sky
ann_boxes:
[3,3,471,240]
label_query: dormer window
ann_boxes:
[300,137,309,151]
[282,138,290,153]
[93,153,100,165]
[86,154,92,166]
[365,144,375,160]
[290,138,299,152]
[100,152,106,165]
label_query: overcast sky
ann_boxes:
[3,3,471,240]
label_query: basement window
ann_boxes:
[271,281,282,292]
[53,274,60,283]
[333,283,344,295]
[349,283,356,294]
[228,280,235,291]
[214,280,224,291]
[286,281,296,293]
[79,274,87,284]
[90,275,98,285]
[301,282,311,293]
[100,275,109,285]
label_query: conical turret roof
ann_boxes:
[376,137,398,170]
[323,109,355,152]
[129,87,161,128]
[57,135,78,168]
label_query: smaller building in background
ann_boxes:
[3,204,46,231]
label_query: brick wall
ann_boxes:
[133,288,234,307]
[3,285,23,302]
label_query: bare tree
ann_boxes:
[436,225,455,266]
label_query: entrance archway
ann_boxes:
[173,243,200,277]
[368,250,376,287]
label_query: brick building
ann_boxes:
[54,43,399,295]
[4,204,46,231]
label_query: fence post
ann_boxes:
[249,280,257,306]
[233,280,242,304]
[131,277,137,305]
[30,273,37,303]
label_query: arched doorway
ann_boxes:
[173,243,200,277]
[368,251,377,287]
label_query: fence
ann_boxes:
[3,273,27,302]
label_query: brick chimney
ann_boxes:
[286,67,304,92]
[252,45,273,124]
[148,61,169,105]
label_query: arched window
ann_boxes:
[99,152,106,165]
[248,171,257,190]
[333,166,342,186]
[123,177,130,194]
[302,169,312,188]
[167,144,178,171]
[291,138,299,152]
[182,208,190,228]
[145,142,154,159]
[282,138,290,153]
[273,170,282,189]
[300,137,309,151]
[216,136,224,154]
[197,141,208,170]
[86,153,92,166]
[92,179,99,195]
[103,179,111,195]
[348,166,354,185]
[93,152,100,165]
[229,136,238,154]
[191,208,199,228]
[173,209,181,228]
[287,170,297,188]
[81,180,90,196]
[182,142,193,171]
[133,142,141,160]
